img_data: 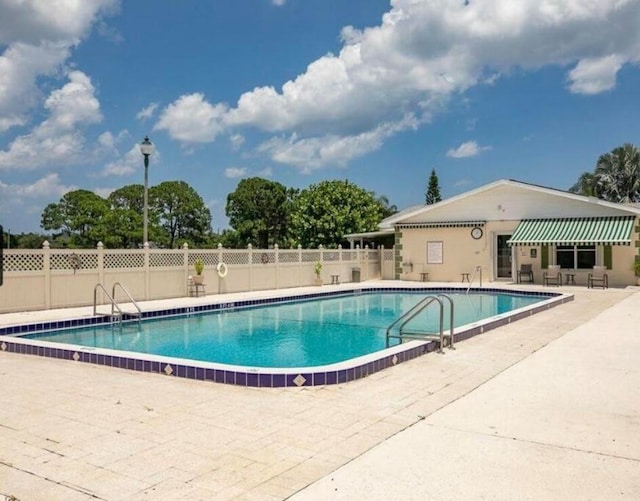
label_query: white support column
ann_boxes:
[182,242,189,295]
[248,243,253,291]
[143,242,150,300]
[274,244,279,290]
[43,240,51,309]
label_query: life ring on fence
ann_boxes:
[216,262,228,278]
[261,253,269,264]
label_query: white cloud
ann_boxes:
[257,167,273,178]
[229,133,245,150]
[271,0,286,6]
[225,167,248,178]
[446,141,491,159]
[96,20,123,43]
[0,0,119,45]
[0,173,77,217]
[0,71,102,170]
[0,42,70,132]
[567,55,623,94]
[0,173,74,198]
[257,115,418,172]
[98,143,150,178]
[0,0,118,132]
[94,187,115,198]
[154,93,228,143]
[136,103,158,121]
[156,0,640,170]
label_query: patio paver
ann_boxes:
[0,282,638,500]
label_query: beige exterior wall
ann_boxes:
[396,218,640,287]
[396,221,519,283]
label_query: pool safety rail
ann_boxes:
[93,282,142,327]
[466,265,483,294]
[386,294,455,353]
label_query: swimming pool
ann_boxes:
[23,291,545,367]
[0,286,572,387]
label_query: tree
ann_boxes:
[150,181,213,248]
[425,169,442,204]
[569,172,598,197]
[376,194,398,219]
[41,190,110,247]
[593,143,640,203]
[289,180,386,248]
[39,181,212,248]
[569,144,640,203]
[15,233,47,249]
[104,185,145,248]
[226,177,297,248]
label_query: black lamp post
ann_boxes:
[139,136,153,245]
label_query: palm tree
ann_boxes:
[569,171,598,197]
[593,143,640,203]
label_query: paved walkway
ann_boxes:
[0,283,638,500]
[292,288,640,500]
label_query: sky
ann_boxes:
[1,0,640,235]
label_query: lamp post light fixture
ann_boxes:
[139,136,153,246]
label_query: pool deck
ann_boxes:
[1,281,639,500]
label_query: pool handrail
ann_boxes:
[93,283,142,327]
[466,265,483,294]
[111,282,142,320]
[386,294,454,353]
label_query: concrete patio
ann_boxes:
[0,283,638,500]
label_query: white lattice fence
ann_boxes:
[222,251,248,265]
[150,251,183,267]
[189,252,218,267]
[0,243,387,313]
[104,252,144,269]
[2,251,43,271]
[251,251,274,264]
[278,250,300,263]
[301,251,321,263]
[50,251,98,271]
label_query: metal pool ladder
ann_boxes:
[466,265,483,294]
[93,282,142,327]
[385,294,455,353]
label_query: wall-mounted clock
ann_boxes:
[471,227,483,239]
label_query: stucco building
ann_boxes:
[359,179,640,287]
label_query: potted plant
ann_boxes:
[193,258,205,285]
[632,260,640,286]
[314,261,323,286]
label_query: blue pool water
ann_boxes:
[24,292,546,368]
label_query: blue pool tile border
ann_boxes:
[0,287,572,388]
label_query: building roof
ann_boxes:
[390,179,640,225]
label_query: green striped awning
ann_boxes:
[508,216,636,246]
[396,220,485,229]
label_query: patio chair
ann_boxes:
[587,266,608,289]
[516,264,534,284]
[543,265,562,286]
